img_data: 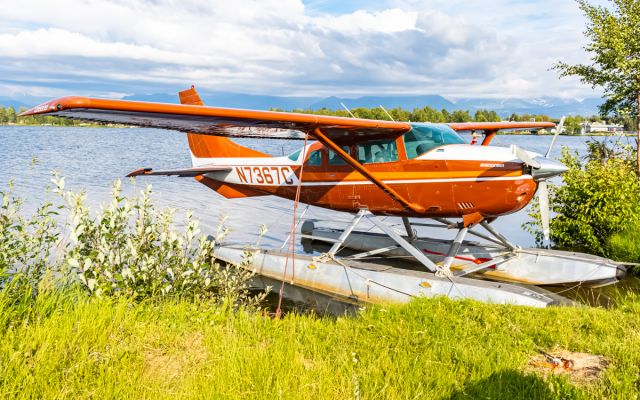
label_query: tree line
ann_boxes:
[277,105,555,124]
[281,106,638,134]
[0,106,86,126]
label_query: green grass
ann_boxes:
[2,293,640,399]
[609,225,640,273]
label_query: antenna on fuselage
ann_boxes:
[340,102,357,119]
[378,105,396,122]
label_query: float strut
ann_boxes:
[480,221,516,250]
[402,217,417,241]
[441,227,469,272]
[366,212,439,272]
[327,209,367,256]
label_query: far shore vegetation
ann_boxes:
[277,106,638,135]
[0,106,123,127]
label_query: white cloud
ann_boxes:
[0,0,600,99]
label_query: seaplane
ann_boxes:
[20,86,626,309]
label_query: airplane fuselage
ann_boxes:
[194,142,539,218]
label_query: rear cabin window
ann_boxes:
[403,124,466,159]
[356,139,398,164]
[328,146,350,165]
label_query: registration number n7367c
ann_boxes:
[235,166,295,185]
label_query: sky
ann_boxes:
[0,0,606,100]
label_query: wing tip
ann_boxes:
[18,96,92,117]
[126,168,152,177]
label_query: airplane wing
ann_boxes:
[448,121,556,147]
[448,122,556,131]
[126,166,231,178]
[19,96,410,144]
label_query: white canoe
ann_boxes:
[214,245,571,308]
[302,226,626,286]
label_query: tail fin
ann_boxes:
[179,86,268,199]
[179,86,271,162]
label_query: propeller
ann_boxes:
[510,117,566,244]
[538,181,550,242]
[545,116,565,158]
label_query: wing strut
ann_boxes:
[311,127,425,214]
[481,130,497,146]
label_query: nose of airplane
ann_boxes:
[531,157,569,180]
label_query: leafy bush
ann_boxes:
[0,175,263,310]
[526,140,640,259]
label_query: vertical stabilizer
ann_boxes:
[178,86,271,164]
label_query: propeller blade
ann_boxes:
[545,116,565,158]
[511,144,541,169]
[538,181,550,242]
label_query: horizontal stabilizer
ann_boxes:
[126,166,231,178]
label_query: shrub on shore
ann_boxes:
[0,176,263,312]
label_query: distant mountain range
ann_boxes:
[0,91,604,118]
[0,96,29,110]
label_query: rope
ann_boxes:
[275,132,310,318]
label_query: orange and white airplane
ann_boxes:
[21,86,566,275]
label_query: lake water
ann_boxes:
[1,126,634,250]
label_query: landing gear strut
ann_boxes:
[301,209,520,278]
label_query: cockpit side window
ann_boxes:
[328,146,350,165]
[403,125,466,159]
[356,139,398,164]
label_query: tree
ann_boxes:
[5,107,16,124]
[564,115,584,135]
[450,110,472,123]
[474,110,488,122]
[554,0,640,172]
[474,109,501,122]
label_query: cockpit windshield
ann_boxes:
[403,123,466,159]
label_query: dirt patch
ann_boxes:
[144,331,208,382]
[527,348,609,385]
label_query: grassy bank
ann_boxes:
[3,177,640,399]
[2,292,640,399]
